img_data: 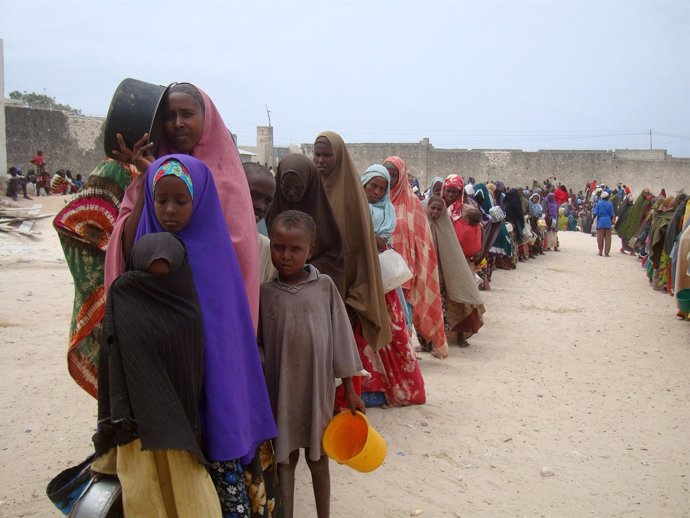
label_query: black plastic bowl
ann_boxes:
[103,78,167,160]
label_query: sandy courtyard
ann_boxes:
[0,195,688,518]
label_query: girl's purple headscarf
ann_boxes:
[136,154,276,462]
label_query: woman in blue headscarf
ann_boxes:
[362,164,398,246]
[358,165,426,407]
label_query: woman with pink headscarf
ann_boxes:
[104,83,267,517]
[106,83,260,324]
[383,156,448,358]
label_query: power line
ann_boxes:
[655,133,690,141]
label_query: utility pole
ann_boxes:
[266,105,272,127]
[649,129,653,150]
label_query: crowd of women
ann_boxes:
[49,80,596,518]
[612,186,690,320]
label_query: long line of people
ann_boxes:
[550,181,690,318]
[49,80,583,518]
[613,187,690,320]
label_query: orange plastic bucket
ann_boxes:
[322,411,386,472]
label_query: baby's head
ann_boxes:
[243,162,275,222]
[269,210,316,279]
[130,232,186,275]
[463,207,482,226]
[153,158,194,234]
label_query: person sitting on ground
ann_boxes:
[37,170,51,196]
[50,170,78,195]
[25,169,37,197]
[65,171,80,191]
[6,166,32,201]
[73,174,85,190]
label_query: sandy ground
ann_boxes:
[1,195,689,518]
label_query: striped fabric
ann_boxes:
[53,159,139,398]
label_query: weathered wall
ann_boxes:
[302,139,690,194]
[4,108,689,196]
[5,105,105,176]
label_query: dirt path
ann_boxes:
[1,201,688,518]
[305,231,689,518]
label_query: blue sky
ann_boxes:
[2,0,689,155]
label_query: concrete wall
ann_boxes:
[5,105,105,176]
[301,139,690,195]
[4,106,688,197]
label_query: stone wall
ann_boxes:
[5,105,105,176]
[4,107,689,197]
[302,139,690,195]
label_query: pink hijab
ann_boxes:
[105,86,260,328]
[385,156,448,358]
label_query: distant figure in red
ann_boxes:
[36,171,51,196]
[30,150,46,175]
[554,184,569,207]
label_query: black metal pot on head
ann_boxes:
[103,78,168,160]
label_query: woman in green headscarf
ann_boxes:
[649,196,677,289]
[472,183,507,289]
[616,188,653,253]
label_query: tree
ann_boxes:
[9,90,83,116]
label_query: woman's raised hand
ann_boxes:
[112,133,156,173]
[131,133,156,173]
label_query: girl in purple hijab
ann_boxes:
[136,154,276,516]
